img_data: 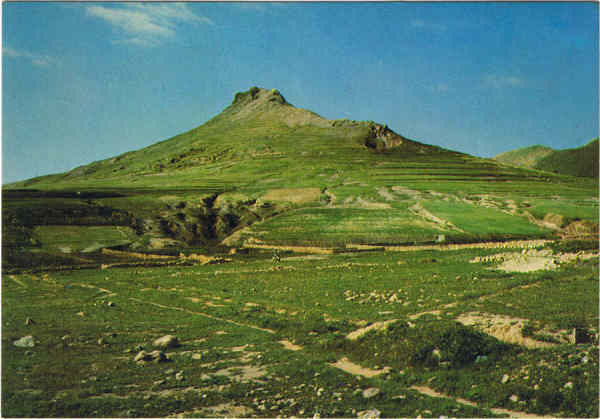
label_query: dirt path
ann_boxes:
[409,202,464,232]
[323,188,337,207]
[128,297,276,335]
[330,357,390,378]
[410,386,550,418]
[346,320,399,340]
[242,242,335,255]
[8,275,27,288]
[68,282,276,335]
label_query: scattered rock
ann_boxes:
[134,350,168,363]
[357,409,381,418]
[14,336,35,348]
[362,387,381,399]
[153,335,180,349]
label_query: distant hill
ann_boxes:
[494,145,554,169]
[494,139,599,178]
[535,139,599,178]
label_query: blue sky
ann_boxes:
[2,2,598,183]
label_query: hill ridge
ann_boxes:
[494,139,598,178]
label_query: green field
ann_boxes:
[2,245,598,417]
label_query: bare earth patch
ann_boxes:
[197,403,254,418]
[391,185,422,199]
[409,203,463,232]
[331,357,390,378]
[262,188,321,205]
[354,197,392,209]
[456,312,556,349]
[279,340,303,351]
[211,365,268,383]
[346,320,398,341]
[409,310,441,320]
[377,187,396,201]
[409,386,548,418]
[471,249,598,273]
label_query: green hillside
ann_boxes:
[535,139,599,178]
[494,140,599,178]
[494,145,554,168]
[3,87,598,266]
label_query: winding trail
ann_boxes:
[409,386,551,419]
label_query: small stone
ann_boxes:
[152,379,166,387]
[362,387,381,399]
[134,350,168,363]
[134,350,149,362]
[13,336,35,348]
[153,335,180,349]
[510,394,519,403]
[357,410,381,419]
[501,374,510,384]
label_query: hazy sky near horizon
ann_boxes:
[2,2,598,183]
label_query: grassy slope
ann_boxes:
[495,139,599,178]
[494,145,554,168]
[534,139,599,178]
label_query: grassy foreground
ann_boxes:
[3,242,598,418]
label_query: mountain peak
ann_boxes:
[220,86,333,128]
[231,86,288,107]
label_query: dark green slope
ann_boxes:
[534,139,599,178]
[494,140,598,178]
